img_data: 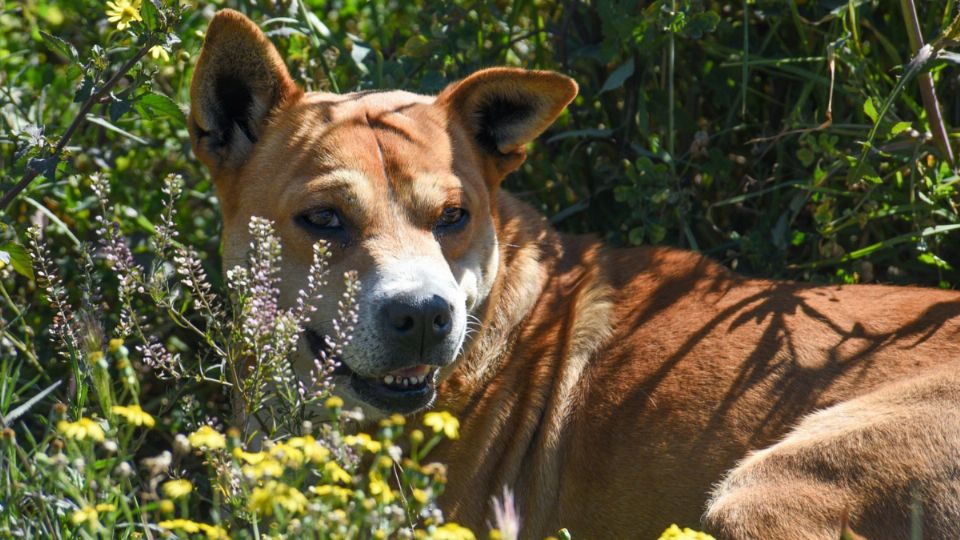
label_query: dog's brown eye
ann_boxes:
[436,207,468,230]
[298,208,343,231]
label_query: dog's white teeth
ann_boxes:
[384,375,394,384]
[402,378,410,387]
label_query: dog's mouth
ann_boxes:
[305,329,439,413]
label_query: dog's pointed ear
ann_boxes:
[438,68,577,182]
[189,9,301,172]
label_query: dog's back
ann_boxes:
[436,194,960,537]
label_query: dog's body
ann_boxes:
[190,10,960,539]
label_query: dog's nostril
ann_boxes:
[395,315,415,332]
[433,311,451,332]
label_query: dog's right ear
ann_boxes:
[189,9,301,172]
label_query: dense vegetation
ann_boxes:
[1,0,959,537]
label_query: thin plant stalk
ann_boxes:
[899,0,955,167]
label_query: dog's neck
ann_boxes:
[431,190,618,529]
[436,191,559,412]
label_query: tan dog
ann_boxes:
[189,10,960,539]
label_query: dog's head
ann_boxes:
[189,10,576,417]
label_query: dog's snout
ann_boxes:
[381,295,454,359]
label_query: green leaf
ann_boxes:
[39,31,77,61]
[0,243,35,280]
[599,58,635,94]
[136,92,186,127]
[890,121,912,136]
[85,115,148,144]
[863,98,878,124]
[140,0,164,32]
[918,252,953,270]
[682,11,720,39]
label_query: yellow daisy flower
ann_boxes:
[344,432,382,453]
[367,475,395,504]
[149,45,170,62]
[424,411,459,439]
[111,404,155,427]
[161,479,193,499]
[159,519,230,539]
[248,481,307,516]
[58,418,106,442]
[105,0,142,31]
[95,503,116,512]
[324,396,344,409]
[188,425,226,450]
[310,484,353,504]
[324,461,352,484]
[658,524,716,540]
[241,457,284,479]
[432,523,477,540]
[232,447,267,465]
[159,519,201,534]
[286,435,330,464]
[70,506,100,527]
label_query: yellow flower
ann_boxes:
[658,524,716,540]
[424,411,459,439]
[344,432,382,453]
[108,338,124,353]
[87,351,105,365]
[70,506,100,527]
[431,523,476,540]
[188,425,226,450]
[161,479,193,499]
[324,461,352,484]
[412,488,429,505]
[232,447,267,465]
[105,0,142,31]
[367,475,394,504]
[199,523,230,540]
[325,396,344,409]
[159,519,228,538]
[160,519,200,534]
[269,442,305,468]
[310,484,353,504]
[380,413,406,427]
[286,435,330,464]
[241,458,284,479]
[149,45,170,62]
[158,499,175,514]
[248,481,307,516]
[58,418,106,442]
[111,404,155,427]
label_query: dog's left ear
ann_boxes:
[438,68,578,182]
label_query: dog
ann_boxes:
[189,10,960,539]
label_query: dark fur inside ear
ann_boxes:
[213,74,257,146]
[439,68,577,179]
[475,96,536,155]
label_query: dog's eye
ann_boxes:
[297,208,343,231]
[436,207,468,231]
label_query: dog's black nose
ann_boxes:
[381,295,453,359]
